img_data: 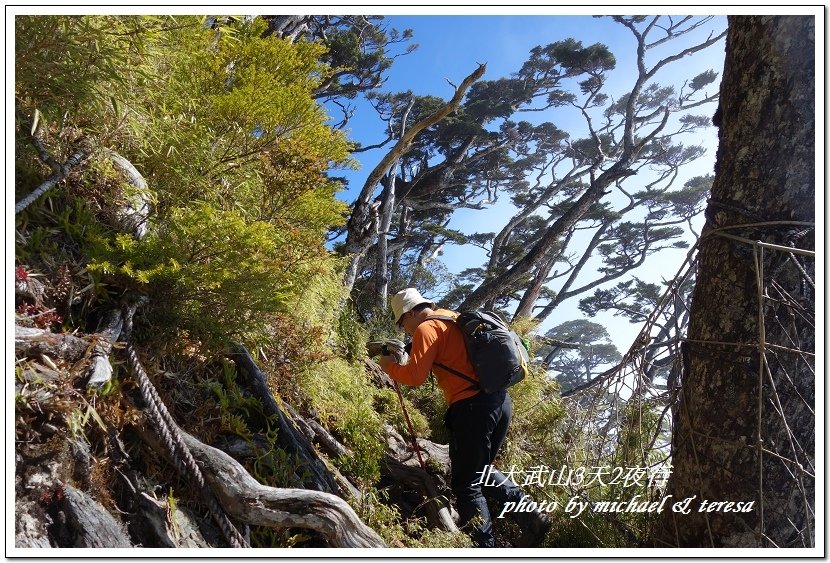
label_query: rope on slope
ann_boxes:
[121,303,249,548]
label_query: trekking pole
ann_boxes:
[392,381,427,472]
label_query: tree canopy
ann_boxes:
[338,16,725,335]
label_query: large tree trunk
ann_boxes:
[658,16,815,548]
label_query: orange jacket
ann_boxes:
[384,309,480,405]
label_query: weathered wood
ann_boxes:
[228,344,342,496]
[56,482,133,548]
[15,274,46,306]
[179,429,385,548]
[14,500,52,548]
[113,465,223,548]
[282,398,363,499]
[365,357,395,389]
[86,308,124,388]
[283,402,316,442]
[136,492,213,548]
[385,427,451,476]
[306,419,350,458]
[105,149,150,240]
[15,325,88,361]
[383,425,457,532]
[213,433,272,460]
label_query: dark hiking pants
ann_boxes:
[444,389,525,547]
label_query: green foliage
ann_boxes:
[87,202,297,346]
[402,382,448,444]
[16,195,110,263]
[296,356,385,485]
[349,487,472,548]
[130,16,353,214]
[500,359,567,473]
[335,301,369,363]
[14,13,716,549]
[16,15,352,354]
[253,440,309,490]
[335,410,385,484]
[579,277,664,323]
[541,320,622,390]
[611,400,663,469]
[309,16,414,101]
[375,387,432,440]
[208,360,268,439]
[285,278,384,481]
[15,15,165,131]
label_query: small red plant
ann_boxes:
[17,302,63,329]
[15,265,29,282]
[39,484,66,505]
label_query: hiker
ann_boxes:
[377,287,551,548]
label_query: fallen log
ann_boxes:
[382,425,457,532]
[15,325,88,361]
[282,402,350,459]
[281,403,363,500]
[306,419,350,458]
[179,429,385,548]
[228,344,342,496]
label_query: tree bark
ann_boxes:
[513,253,557,320]
[15,325,89,360]
[658,15,815,548]
[53,483,134,548]
[374,98,414,309]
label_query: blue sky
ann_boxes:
[331,14,727,351]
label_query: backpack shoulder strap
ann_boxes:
[433,361,479,388]
[425,313,479,390]
[425,313,458,323]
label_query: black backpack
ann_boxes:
[430,310,529,394]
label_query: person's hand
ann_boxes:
[366,341,386,357]
[367,339,408,365]
[378,353,398,372]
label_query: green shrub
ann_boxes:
[87,202,300,347]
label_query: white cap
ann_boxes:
[390,288,433,325]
